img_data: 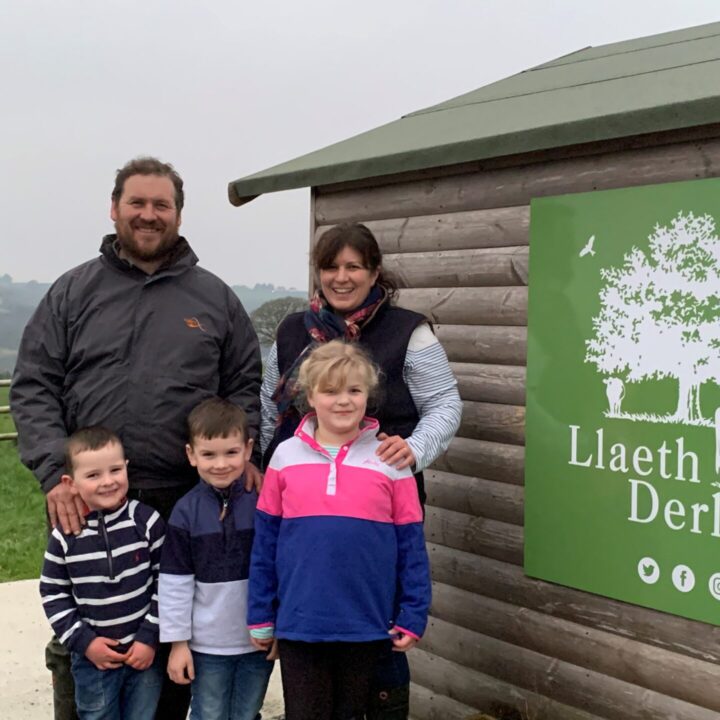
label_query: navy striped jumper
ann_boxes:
[39,499,165,655]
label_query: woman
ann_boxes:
[260,222,462,719]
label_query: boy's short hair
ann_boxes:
[65,426,123,474]
[187,398,249,444]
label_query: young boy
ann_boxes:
[39,426,166,720]
[159,397,274,720]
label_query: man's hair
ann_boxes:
[65,426,124,474]
[298,340,379,398]
[187,398,249,444]
[111,156,185,212]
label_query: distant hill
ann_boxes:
[231,283,307,314]
[0,275,50,374]
[0,275,307,374]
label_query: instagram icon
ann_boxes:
[708,573,720,601]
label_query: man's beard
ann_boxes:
[115,219,180,263]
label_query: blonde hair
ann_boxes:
[298,341,379,398]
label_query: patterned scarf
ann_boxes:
[272,285,387,427]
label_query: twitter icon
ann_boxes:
[638,556,660,584]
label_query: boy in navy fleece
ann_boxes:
[39,427,165,720]
[159,398,273,720]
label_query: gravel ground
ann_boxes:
[0,579,284,719]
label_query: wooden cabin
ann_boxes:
[228,22,720,720]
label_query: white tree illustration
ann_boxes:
[585,211,720,423]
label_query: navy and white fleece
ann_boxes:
[159,479,257,655]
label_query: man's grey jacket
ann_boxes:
[11,235,262,493]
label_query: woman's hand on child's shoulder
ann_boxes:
[376,433,416,470]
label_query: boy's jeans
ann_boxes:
[190,650,274,720]
[70,652,163,720]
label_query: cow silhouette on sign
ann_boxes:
[603,377,625,416]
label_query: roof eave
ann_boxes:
[227,96,720,207]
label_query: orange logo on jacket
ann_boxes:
[184,317,207,332]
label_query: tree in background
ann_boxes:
[585,211,720,424]
[250,296,307,345]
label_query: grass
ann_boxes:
[0,385,46,582]
[603,410,715,427]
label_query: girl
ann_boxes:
[248,341,431,720]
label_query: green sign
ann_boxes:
[525,177,720,625]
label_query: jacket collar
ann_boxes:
[99,234,198,278]
[199,476,246,501]
[84,499,129,526]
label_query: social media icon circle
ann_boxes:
[671,564,695,593]
[708,573,720,601]
[638,557,659,584]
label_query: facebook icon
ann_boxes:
[671,564,695,593]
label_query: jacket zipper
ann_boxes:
[216,492,231,553]
[98,514,115,580]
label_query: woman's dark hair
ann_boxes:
[312,223,398,300]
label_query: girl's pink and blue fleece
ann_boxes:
[247,415,431,642]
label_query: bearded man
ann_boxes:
[11,157,263,720]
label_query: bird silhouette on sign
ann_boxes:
[579,235,596,258]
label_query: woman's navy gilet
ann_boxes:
[266,304,427,499]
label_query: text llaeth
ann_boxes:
[568,425,720,537]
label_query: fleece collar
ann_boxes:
[294,413,378,456]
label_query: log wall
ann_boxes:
[310,130,720,719]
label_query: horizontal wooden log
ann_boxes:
[425,470,524,525]
[409,683,479,720]
[314,137,720,224]
[432,437,525,485]
[382,247,529,288]
[451,363,526,405]
[430,581,720,713]
[397,287,527,326]
[425,507,523,565]
[458,401,525,446]
[427,543,720,666]
[422,616,718,720]
[315,206,530,254]
[410,649,603,720]
[435,326,527,365]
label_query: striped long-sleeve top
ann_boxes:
[39,500,165,656]
[248,414,431,642]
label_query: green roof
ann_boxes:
[228,22,720,206]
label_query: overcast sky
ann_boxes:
[2,1,718,290]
